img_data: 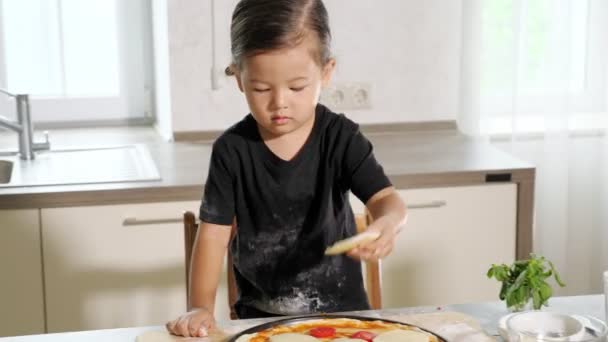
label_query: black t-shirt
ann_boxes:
[200,104,392,316]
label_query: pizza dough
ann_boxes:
[268,333,320,342]
[231,318,438,342]
[325,231,381,255]
[235,333,255,342]
[373,329,430,342]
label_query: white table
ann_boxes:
[2,295,605,342]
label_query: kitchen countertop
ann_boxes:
[0,124,537,258]
[0,125,533,209]
[1,295,604,341]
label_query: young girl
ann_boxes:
[166,0,406,337]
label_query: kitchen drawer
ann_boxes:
[351,184,517,307]
[0,209,45,337]
[40,201,230,332]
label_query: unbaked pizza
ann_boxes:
[231,317,444,342]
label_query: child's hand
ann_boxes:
[165,307,216,337]
[347,220,398,261]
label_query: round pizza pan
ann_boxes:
[226,314,448,341]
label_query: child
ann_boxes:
[166,0,406,337]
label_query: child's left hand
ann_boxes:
[348,187,407,261]
[347,219,399,261]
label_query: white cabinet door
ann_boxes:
[0,209,45,337]
[41,201,231,333]
[351,184,517,308]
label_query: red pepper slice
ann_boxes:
[309,326,336,338]
[351,331,377,341]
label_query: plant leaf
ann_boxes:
[499,282,508,300]
[548,261,566,287]
[511,269,528,292]
[540,282,553,304]
[532,289,542,309]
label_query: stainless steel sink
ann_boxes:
[0,159,12,184]
[0,144,161,188]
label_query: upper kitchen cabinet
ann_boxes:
[0,209,45,337]
[39,201,231,333]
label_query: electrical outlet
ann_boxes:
[320,82,372,110]
[320,86,346,109]
[348,83,372,109]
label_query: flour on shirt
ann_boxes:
[251,287,329,315]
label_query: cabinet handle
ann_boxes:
[123,202,445,226]
[407,200,447,209]
[122,217,182,226]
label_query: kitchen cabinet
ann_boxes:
[351,183,517,308]
[40,201,231,333]
[0,209,46,337]
[1,183,518,333]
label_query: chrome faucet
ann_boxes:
[0,88,50,160]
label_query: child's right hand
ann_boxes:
[165,307,216,337]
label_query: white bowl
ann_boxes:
[505,311,585,341]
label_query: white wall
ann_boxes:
[158,0,463,133]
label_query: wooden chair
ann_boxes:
[183,211,382,320]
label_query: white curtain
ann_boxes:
[459,0,608,295]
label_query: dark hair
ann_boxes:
[226,0,332,75]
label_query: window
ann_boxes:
[480,0,607,116]
[0,0,153,124]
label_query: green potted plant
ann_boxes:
[487,254,566,311]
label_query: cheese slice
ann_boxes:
[333,339,367,342]
[325,231,381,255]
[269,333,320,342]
[373,330,430,342]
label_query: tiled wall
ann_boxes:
[157,0,463,133]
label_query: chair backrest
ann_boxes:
[356,213,382,310]
[183,211,382,319]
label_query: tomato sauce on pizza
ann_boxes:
[234,318,441,342]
